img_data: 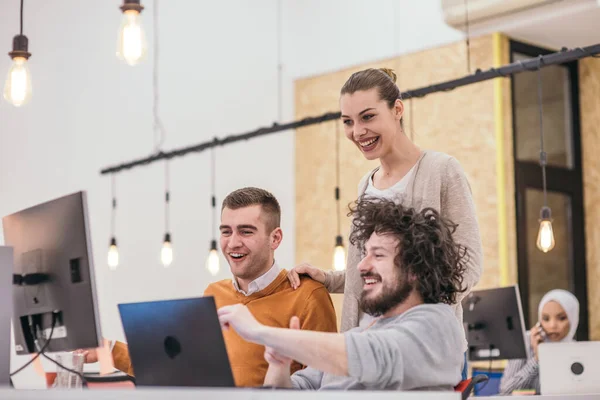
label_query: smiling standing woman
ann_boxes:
[288,68,484,378]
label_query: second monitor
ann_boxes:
[462,285,528,361]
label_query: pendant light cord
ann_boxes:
[20,0,24,35]
[393,1,399,56]
[276,0,283,122]
[111,175,117,237]
[211,143,216,239]
[165,161,170,232]
[153,0,166,153]
[409,98,415,141]
[536,55,548,207]
[335,121,341,236]
[464,0,471,74]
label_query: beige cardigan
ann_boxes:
[323,150,483,340]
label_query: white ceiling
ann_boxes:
[457,0,600,51]
[508,6,600,50]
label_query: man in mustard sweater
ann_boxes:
[82,187,337,387]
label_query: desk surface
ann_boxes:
[1,388,600,400]
[0,388,461,400]
[502,396,600,400]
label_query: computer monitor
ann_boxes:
[2,191,102,355]
[462,285,528,361]
[0,247,13,386]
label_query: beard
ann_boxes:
[359,269,413,317]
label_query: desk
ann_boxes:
[1,388,600,400]
[495,397,600,400]
[0,388,460,400]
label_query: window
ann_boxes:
[511,41,588,340]
[513,53,574,169]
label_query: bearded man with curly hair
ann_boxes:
[217,197,469,391]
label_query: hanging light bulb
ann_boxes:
[161,233,173,267]
[116,0,147,66]
[161,161,173,267]
[536,206,555,253]
[333,235,346,271]
[331,121,346,271]
[206,240,220,276]
[108,176,120,270]
[534,57,555,254]
[4,1,32,106]
[108,237,119,270]
[205,145,220,276]
[4,54,32,106]
[4,24,32,107]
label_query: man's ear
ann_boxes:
[271,227,283,250]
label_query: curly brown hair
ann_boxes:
[348,196,468,305]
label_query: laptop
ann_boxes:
[539,341,600,395]
[0,247,14,386]
[118,296,235,387]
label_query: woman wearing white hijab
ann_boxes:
[499,289,580,395]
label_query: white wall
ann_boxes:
[0,0,464,387]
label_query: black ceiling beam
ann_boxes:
[100,43,600,175]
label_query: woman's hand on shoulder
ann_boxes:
[287,263,326,289]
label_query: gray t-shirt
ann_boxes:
[291,304,464,391]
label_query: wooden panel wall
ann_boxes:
[580,57,600,340]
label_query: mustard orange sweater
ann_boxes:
[112,270,337,387]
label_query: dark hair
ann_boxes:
[222,187,281,232]
[340,68,401,108]
[348,196,468,305]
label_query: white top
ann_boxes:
[232,261,281,296]
[364,164,417,199]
